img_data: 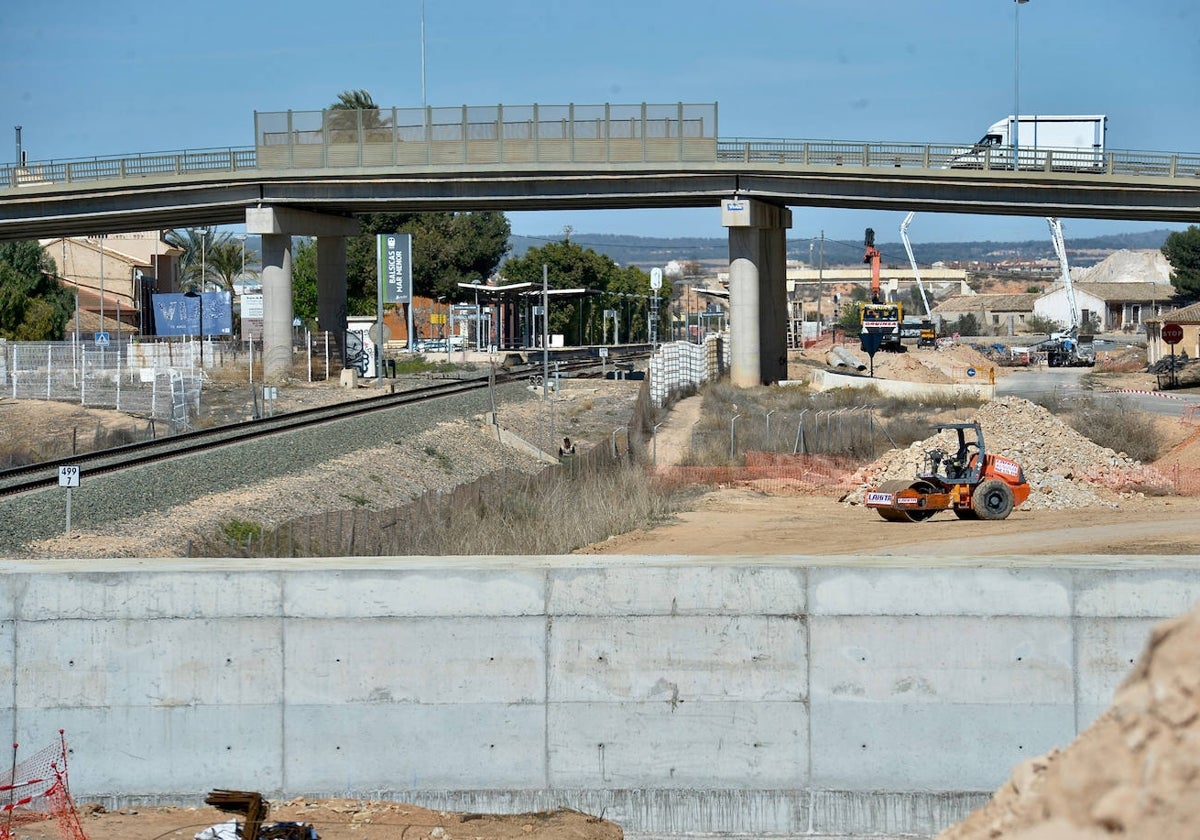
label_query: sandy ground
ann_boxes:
[576,487,1200,557]
[14,799,621,840]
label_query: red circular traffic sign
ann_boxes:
[1162,323,1184,345]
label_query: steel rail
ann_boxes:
[0,356,626,497]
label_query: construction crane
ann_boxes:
[899,213,933,318]
[899,213,938,347]
[1042,217,1095,367]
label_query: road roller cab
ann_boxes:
[865,422,1031,522]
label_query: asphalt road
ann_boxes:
[998,366,1200,419]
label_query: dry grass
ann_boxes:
[193,456,693,557]
[680,382,983,466]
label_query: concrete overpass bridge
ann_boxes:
[3,102,1199,384]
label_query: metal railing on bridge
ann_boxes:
[3,99,1200,188]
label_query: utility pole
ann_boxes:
[816,231,825,329]
[542,263,549,399]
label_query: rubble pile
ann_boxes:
[939,604,1200,839]
[844,397,1170,510]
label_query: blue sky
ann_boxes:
[4,0,1198,250]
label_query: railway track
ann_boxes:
[0,355,636,497]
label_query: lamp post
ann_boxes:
[235,233,247,287]
[185,289,204,367]
[1014,0,1029,171]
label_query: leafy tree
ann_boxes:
[291,238,319,326]
[501,239,671,344]
[0,241,72,340]
[951,313,981,336]
[1025,314,1062,334]
[1161,225,1200,297]
[342,212,511,314]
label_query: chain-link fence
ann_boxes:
[2,339,202,424]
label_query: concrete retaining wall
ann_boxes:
[3,555,1196,838]
[806,369,996,400]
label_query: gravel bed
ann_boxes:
[1,381,548,557]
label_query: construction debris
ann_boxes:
[200,790,317,840]
[843,397,1170,510]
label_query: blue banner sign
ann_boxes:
[379,233,412,304]
[152,292,233,336]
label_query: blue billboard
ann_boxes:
[152,292,233,337]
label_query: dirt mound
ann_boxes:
[939,604,1200,839]
[844,397,1169,510]
[1078,249,1173,285]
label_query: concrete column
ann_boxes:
[317,236,348,345]
[722,198,792,387]
[247,207,359,385]
[260,233,294,383]
[727,228,762,388]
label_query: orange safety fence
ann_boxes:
[650,452,861,494]
[650,453,1200,497]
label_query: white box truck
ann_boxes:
[950,115,1107,172]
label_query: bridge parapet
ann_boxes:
[253,102,720,169]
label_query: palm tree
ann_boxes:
[328,89,390,140]
[166,227,231,292]
[206,239,259,293]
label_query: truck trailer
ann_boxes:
[950,115,1107,172]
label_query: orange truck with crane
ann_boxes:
[858,228,904,353]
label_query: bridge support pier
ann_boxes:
[317,235,348,348]
[723,198,792,387]
[247,208,359,384]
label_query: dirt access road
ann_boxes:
[577,488,1200,558]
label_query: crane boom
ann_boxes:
[1046,217,1078,334]
[863,227,881,303]
[899,212,933,317]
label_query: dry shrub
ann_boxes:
[192,457,691,558]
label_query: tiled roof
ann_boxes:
[931,293,1038,315]
[1068,282,1179,303]
[1145,300,1200,325]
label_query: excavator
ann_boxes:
[858,228,905,353]
[1039,218,1096,367]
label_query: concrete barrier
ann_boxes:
[806,369,996,400]
[2,555,1196,838]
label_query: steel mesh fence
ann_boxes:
[4,340,202,421]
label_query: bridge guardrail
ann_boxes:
[2,136,1198,190]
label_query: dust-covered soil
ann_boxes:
[937,602,1200,839]
[15,799,621,840]
[575,487,1200,557]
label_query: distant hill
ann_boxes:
[509,229,1173,269]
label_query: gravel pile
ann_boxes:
[844,397,1170,510]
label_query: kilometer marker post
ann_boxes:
[58,466,81,535]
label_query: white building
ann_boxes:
[1033,285,1107,332]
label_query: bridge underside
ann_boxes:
[4,163,1198,386]
[2,165,1199,241]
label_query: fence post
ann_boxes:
[794,409,808,455]
[46,344,52,399]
